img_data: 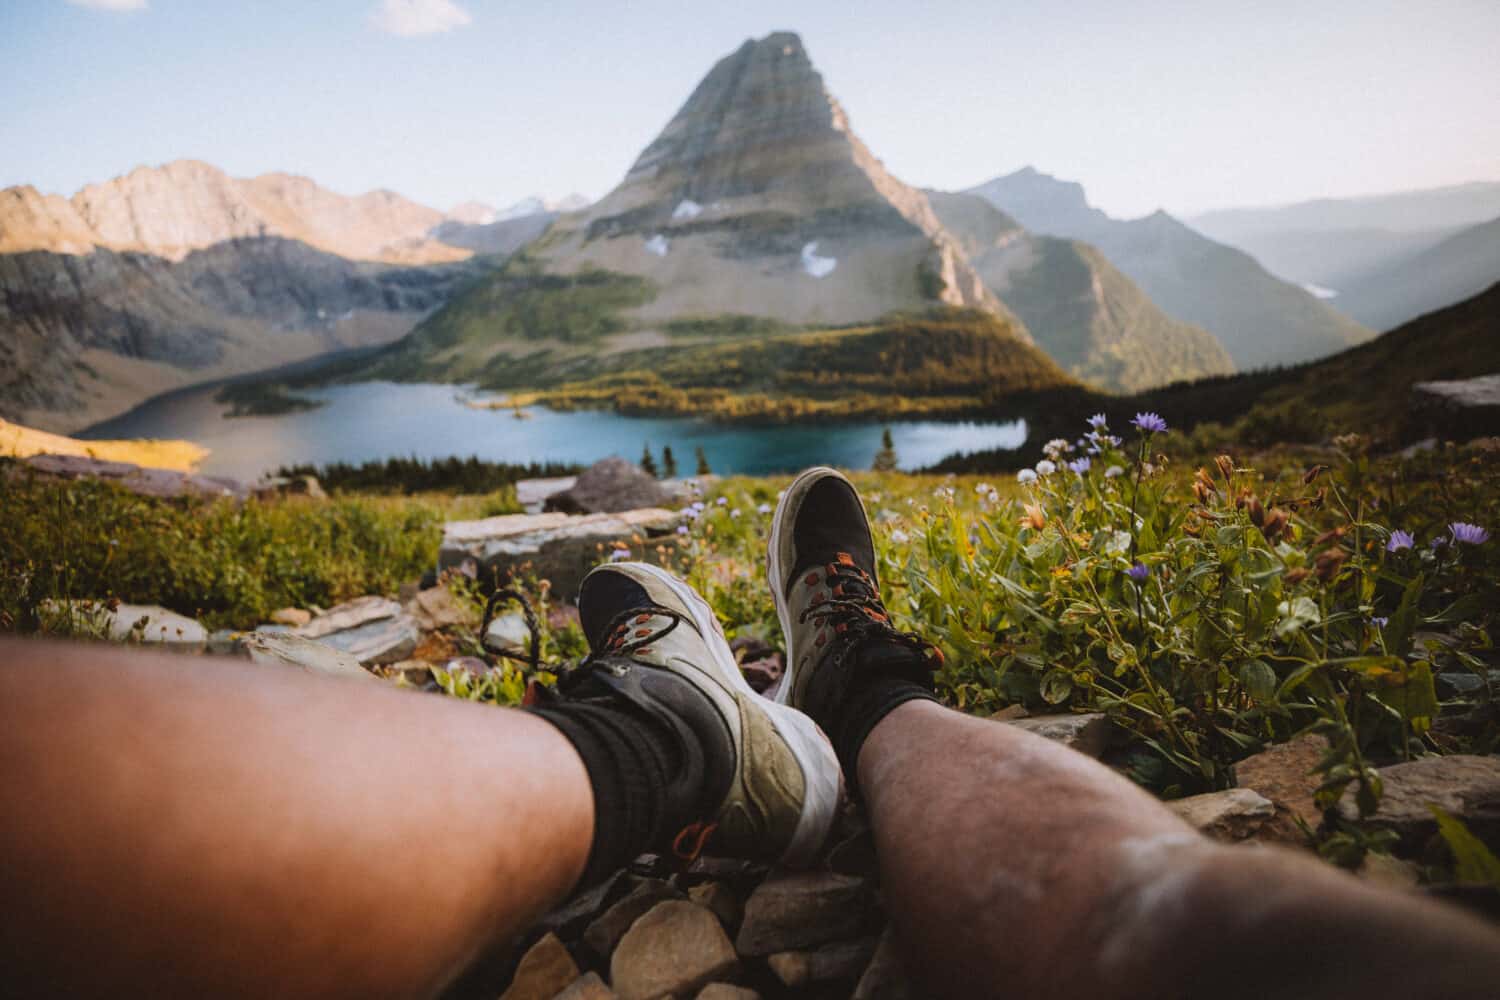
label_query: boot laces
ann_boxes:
[555,603,685,695]
[798,553,942,679]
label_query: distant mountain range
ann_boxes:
[966,168,1372,370]
[1189,182,1500,332]
[2,32,1491,436]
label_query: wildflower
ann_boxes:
[1035,460,1057,476]
[1088,413,1108,429]
[1132,412,1168,433]
[987,490,999,504]
[730,508,741,519]
[608,548,631,562]
[1370,616,1390,628]
[1043,438,1072,458]
[716,496,728,506]
[1021,504,1046,530]
[757,503,771,515]
[1385,530,1414,552]
[1105,465,1124,479]
[1068,457,1091,474]
[675,525,689,536]
[1246,497,1265,527]
[1284,567,1311,585]
[1450,522,1490,545]
[1260,508,1290,542]
[682,508,698,520]
[1126,562,1149,582]
[890,529,910,544]
[1017,469,1038,485]
[1302,464,1329,485]
[691,501,706,512]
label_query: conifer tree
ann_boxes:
[662,445,678,479]
[640,444,659,478]
[695,446,712,476]
[872,427,898,472]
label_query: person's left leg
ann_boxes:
[1,562,840,998]
[1,636,592,997]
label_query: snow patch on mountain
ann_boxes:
[644,233,670,257]
[672,199,704,220]
[801,241,836,278]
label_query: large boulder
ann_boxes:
[1337,755,1500,853]
[1165,788,1275,841]
[18,453,246,501]
[735,871,870,956]
[610,900,737,1000]
[43,600,208,651]
[440,508,680,600]
[544,457,674,514]
[1232,733,1328,842]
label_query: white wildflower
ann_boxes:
[1035,460,1057,476]
[1017,469,1038,485]
[890,529,910,544]
[1105,465,1124,479]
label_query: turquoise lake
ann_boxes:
[81,381,1027,480]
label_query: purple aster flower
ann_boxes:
[1088,413,1108,429]
[1451,522,1490,545]
[1385,530,1414,552]
[716,496,728,506]
[675,524,690,536]
[1132,412,1168,434]
[1068,456,1091,474]
[608,548,631,562]
[1431,536,1448,550]
[1370,616,1389,628]
[1126,562,1149,582]
[757,503,772,515]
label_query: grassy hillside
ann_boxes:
[506,309,1076,422]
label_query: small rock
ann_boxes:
[1358,851,1422,891]
[383,659,434,686]
[554,971,616,999]
[767,938,878,988]
[583,878,683,959]
[854,926,914,1000]
[688,881,742,933]
[544,457,674,515]
[516,475,578,514]
[1233,733,1329,842]
[295,596,401,639]
[406,585,477,632]
[20,453,245,501]
[548,602,583,631]
[501,932,578,1000]
[269,607,312,627]
[310,613,420,665]
[736,871,869,956]
[696,986,759,1000]
[253,623,294,636]
[241,632,376,682]
[206,628,247,657]
[485,612,534,657]
[739,656,782,695]
[1337,755,1500,853]
[1165,788,1275,841]
[252,474,326,501]
[106,603,208,650]
[611,901,737,1000]
[988,704,1029,722]
[1005,712,1112,758]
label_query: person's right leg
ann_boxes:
[770,467,1500,1000]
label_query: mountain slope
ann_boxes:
[368,31,1025,390]
[967,168,1372,370]
[0,163,492,432]
[927,191,1234,392]
[1188,182,1500,292]
[1332,216,1500,332]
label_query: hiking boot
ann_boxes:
[768,467,941,749]
[570,561,841,866]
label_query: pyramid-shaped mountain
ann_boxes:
[371,32,1029,390]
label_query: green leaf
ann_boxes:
[1239,659,1277,702]
[1040,669,1074,705]
[1432,807,1500,887]
[1385,574,1423,658]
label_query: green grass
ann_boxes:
[215,381,325,417]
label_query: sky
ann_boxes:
[2,0,1497,220]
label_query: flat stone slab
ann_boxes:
[242,631,376,682]
[1233,733,1328,840]
[517,476,578,513]
[310,614,420,665]
[18,453,246,500]
[1337,754,1500,852]
[1165,788,1275,841]
[735,871,869,956]
[441,508,680,600]
[1006,712,1113,758]
[295,596,402,639]
[502,932,579,1000]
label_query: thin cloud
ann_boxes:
[371,0,472,37]
[65,0,149,10]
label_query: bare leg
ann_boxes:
[861,701,1500,1000]
[0,638,592,998]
